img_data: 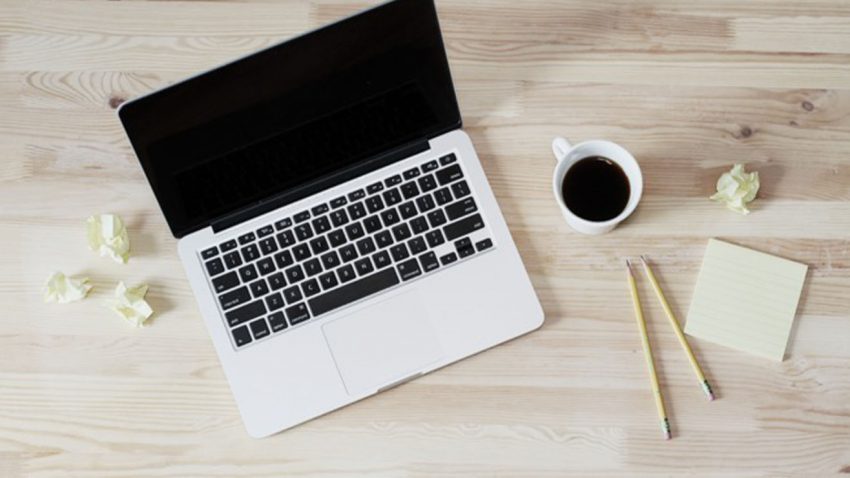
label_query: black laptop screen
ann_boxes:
[118,0,460,238]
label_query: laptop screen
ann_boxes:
[118,0,460,238]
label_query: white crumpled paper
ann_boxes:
[43,271,92,303]
[105,281,154,327]
[710,164,760,215]
[87,214,130,263]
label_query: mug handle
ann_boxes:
[551,137,571,162]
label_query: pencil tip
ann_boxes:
[625,259,633,274]
[640,255,649,265]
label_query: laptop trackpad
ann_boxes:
[322,291,444,396]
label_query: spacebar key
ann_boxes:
[309,268,400,316]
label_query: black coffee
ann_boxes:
[561,156,630,221]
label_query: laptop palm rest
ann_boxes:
[322,291,444,396]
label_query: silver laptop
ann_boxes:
[118,0,543,437]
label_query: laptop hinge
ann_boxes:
[211,138,430,233]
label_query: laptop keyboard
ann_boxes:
[199,153,495,349]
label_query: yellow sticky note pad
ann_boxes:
[685,239,808,361]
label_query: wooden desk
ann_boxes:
[2,1,849,475]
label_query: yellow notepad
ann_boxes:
[684,239,808,361]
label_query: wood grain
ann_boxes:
[1,0,849,476]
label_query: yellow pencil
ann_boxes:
[626,259,672,440]
[640,255,716,401]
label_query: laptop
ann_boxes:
[118,0,543,437]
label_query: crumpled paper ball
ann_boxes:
[710,164,760,214]
[86,214,130,263]
[44,271,92,303]
[105,281,154,327]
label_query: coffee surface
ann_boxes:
[561,156,630,221]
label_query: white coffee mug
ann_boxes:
[551,137,643,235]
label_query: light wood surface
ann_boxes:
[1,0,849,476]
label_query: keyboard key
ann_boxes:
[444,213,485,241]
[366,195,385,213]
[392,223,411,242]
[249,279,269,298]
[256,257,275,275]
[445,197,478,220]
[286,303,311,325]
[311,203,329,216]
[274,250,294,269]
[259,237,278,255]
[223,251,242,269]
[390,244,409,262]
[232,325,252,347]
[241,244,260,262]
[373,250,392,268]
[434,187,452,205]
[330,209,349,227]
[347,202,367,220]
[375,230,393,249]
[340,244,358,263]
[427,209,447,228]
[285,265,305,283]
[397,258,422,281]
[399,201,417,219]
[439,153,456,165]
[308,268,400,317]
[220,240,237,252]
[356,237,376,255]
[380,208,400,227]
[476,238,494,251]
[304,258,322,277]
[219,286,251,310]
[451,180,471,199]
[408,236,427,255]
[268,311,288,332]
[345,222,365,240]
[330,196,347,209]
[238,264,258,282]
[202,246,218,260]
[321,251,340,269]
[294,210,310,223]
[302,278,321,297]
[410,216,429,234]
[440,252,458,265]
[418,174,437,192]
[456,238,475,258]
[257,225,274,238]
[328,229,347,247]
[294,223,313,241]
[249,319,271,340]
[383,188,402,206]
[274,218,292,230]
[276,229,296,247]
[422,160,439,172]
[367,182,384,194]
[310,236,329,255]
[426,230,445,248]
[319,271,338,290]
[415,194,436,212]
[238,232,256,245]
[363,215,382,233]
[419,251,439,272]
[283,285,302,303]
[312,216,331,234]
[385,174,402,187]
[268,272,287,290]
[403,167,420,180]
[401,181,420,199]
[338,264,356,283]
[265,292,285,311]
[348,189,365,201]
[212,271,239,293]
[226,300,266,327]
[205,258,225,276]
[354,257,374,275]
[436,164,463,185]
[292,243,311,261]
